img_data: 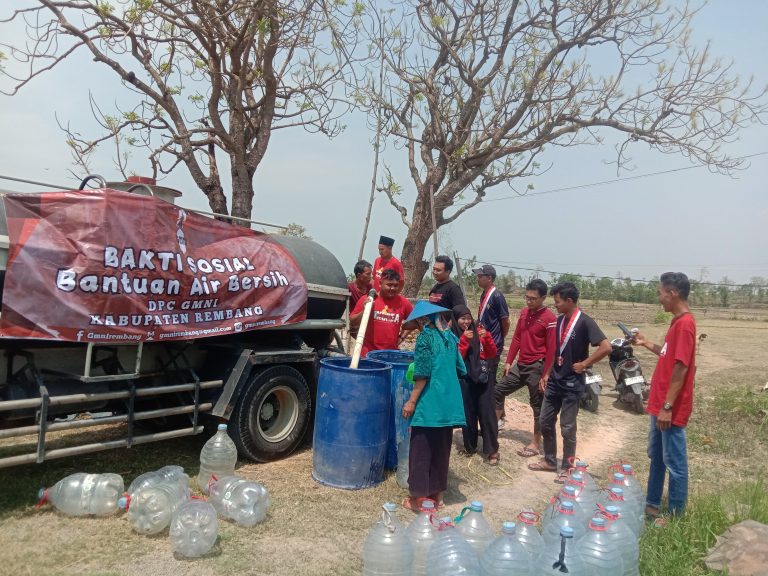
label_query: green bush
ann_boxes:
[654,311,674,324]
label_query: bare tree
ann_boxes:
[1,0,358,220]
[356,0,767,296]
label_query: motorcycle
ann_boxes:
[580,369,603,413]
[609,322,649,414]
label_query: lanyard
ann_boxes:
[478,286,496,324]
[557,308,581,357]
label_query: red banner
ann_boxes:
[0,189,307,342]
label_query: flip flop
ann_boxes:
[527,460,557,472]
[401,497,422,513]
[516,447,540,458]
[553,471,569,484]
[488,453,500,466]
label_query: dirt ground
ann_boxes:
[0,304,766,575]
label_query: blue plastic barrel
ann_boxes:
[312,357,392,489]
[366,350,415,470]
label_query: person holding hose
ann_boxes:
[401,301,467,512]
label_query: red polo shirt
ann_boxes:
[506,306,557,365]
[351,293,413,357]
[647,312,697,427]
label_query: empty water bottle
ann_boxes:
[535,525,586,576]
[38,472,124,516]
[542,500,586,546]
[598,486,641,537]
[119,477,191,535]
[602,505,640,576]
[169,500,218,558]
[363,502,414,576]
[480,521,531,576]
[396,436,410,490]
[426,517,480,576]
[572,460,600,496]
[620,464,645,516]
[577,516,625,576]
[209,475,270,527]
[544,485,588,527]
[455,501,495,558]
[407,499,438,576]
[126,465,186,495]
[198,423,238,493]
[513,511,544,562]
[567,471,598,520]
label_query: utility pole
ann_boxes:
[454,252,466,298]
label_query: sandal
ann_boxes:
[527,460,558,472]
[516,446,540,458]
[401,497,422,513]
[554,471,569,484]
[488,453,500,466]
[457,448,476,458]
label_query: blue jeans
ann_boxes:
[646,415,688,515]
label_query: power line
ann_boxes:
[473,259,768,289]
[457,151,768,206]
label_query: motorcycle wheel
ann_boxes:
[632,393,645,415]
[581,387,599,413]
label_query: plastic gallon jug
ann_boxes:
[455,501,495,558]
[572,459,600,496]
[566,471,598,520]
[362,502,414,576]
[126,465,186,495]
[169,500,218,558]
[480,521,531,576]
[426,517,480,576]
[396,434,410,490]
[514,511,544,562]
[534,526,586,576]
[197,423,238,493]
[602,506,640,576]
[406,499,438,576]
[620,463,646,516]
[38,472,124,516]
[119,478,190,535]
[543,484,588,527]
[208,476,271,527]
[542,500,586,546]
[576,516,624,576]
[598,486,641,537]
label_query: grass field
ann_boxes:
[0,301,766,575]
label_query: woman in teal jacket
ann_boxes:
[401,301,467,511]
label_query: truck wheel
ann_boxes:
[230,366,311,462]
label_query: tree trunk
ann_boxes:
[230,162,256,224]
[400,191,434,298]
[204,180,228,216]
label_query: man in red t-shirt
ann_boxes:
[350,268,413,357]
[372,235,405,292]
[633,272,696,518]
[495,279,556,457]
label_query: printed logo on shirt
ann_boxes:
[428,294,442,304]
[660,342,668,357]
[374,308,401,324]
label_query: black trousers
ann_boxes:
[540,382,582,469]
[459,376,499,456]
[408,426,454,498]
[494,359,544,435]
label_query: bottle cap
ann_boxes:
[622,464,634,474]
[605,505,619,514]
[610,486,624,496]
[590,517,607,529]
[421,499,435,510]
[563,485,576,496]
[217,423,228,431]
[561,501,574,511]
[570,471,583,482]
[575,459,588,468]
[559,526,574,538]
[118,495,130,510]
[470,501,484,512]
[501,521,517,534]
[613,472,625,482]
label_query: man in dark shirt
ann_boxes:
[428,255,466,314]
[528,282,611,481]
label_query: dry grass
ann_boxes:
[1,302,766,575]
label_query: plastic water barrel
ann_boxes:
[312,357,392,489]
[366,350,415,470]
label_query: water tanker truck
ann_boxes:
[0,176,348,468]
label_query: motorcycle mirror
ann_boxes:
[616,322,634,338]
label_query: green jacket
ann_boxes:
[411,325,467,428]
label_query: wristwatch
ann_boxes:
[663,401,673,411]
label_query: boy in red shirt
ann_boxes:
[632,272,696,518]
[350,268,413,357]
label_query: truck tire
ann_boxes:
[230,365,312,462]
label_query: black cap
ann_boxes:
[378,235,395,247]
[472,264,497,278]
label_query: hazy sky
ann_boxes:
[1,1,766,285]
